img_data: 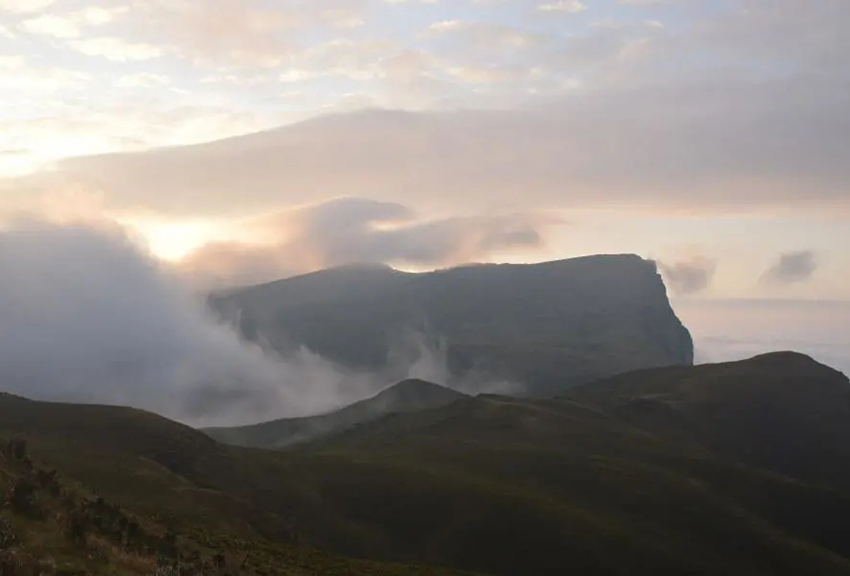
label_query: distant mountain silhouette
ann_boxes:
[211,255,694,395]
[203,379,466,448]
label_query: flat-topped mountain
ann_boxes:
[211,255,694,395]
[203,379,466,448]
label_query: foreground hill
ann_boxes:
[204,379,466,448]
[567,351,850,491]
[0,434,469,576]
[1,353,850,575]
[211,256,694,395]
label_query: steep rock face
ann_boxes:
[211,255,693,395]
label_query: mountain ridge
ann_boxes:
[203,378,467,448]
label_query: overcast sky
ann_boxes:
[0,0,847,300]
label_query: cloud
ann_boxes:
[658,256,716,295]
[179,197,556,288]
[103,0,375,68]
[0,0,58,14]
[619,0,663,5]
[425,20,541,50]
[69,37,165,62]
[762,250,818,285]
[1,0,847,191]
[17,6,125,39]
[19,14,81,38]
[0,0,848,241]
[0,98,275,179]
[537,1,587,13]
[694,0,850,73]
[8,65,846,220]
[0,217,394,426]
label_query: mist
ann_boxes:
[761,250,819,285]
[0,218,401,427]
[658,256,717,296]
[674,298,850,377]
[386,329,523,397]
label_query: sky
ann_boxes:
[0,0,848,383]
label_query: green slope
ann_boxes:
[566,351,850,490]
[203,379,467,448]
[0,435,471,576]
[0,353,849,576]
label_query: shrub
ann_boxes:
[0,517,15,550]
[34,469,60,497]
[8,439,27,463]
[10,477,40,519]
[66,509,89,548]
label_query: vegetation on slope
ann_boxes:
[0,399,472,576]
[0,353,848,575]
[567,351,850,490]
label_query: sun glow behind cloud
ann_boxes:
[119,216,238,262]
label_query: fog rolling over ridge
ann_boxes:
[0,218,694,427]
[0,219,428,426]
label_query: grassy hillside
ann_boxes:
[211,256,694,395]
[204,379,467,448]
[566,351,850,490]
[0,397,470,576]
[0,436,470,576]
[0,353,849,575]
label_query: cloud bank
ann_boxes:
[7,69,847,222]
[0,218,394,426]
[658,256,717,296]
[179,197,555,288]
[762,251,818,286]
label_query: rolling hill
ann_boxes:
[0,353,848,575]
[0,426,470,576]
[566,351,850,491]
[210,256,694,395]
[203,379,467,448]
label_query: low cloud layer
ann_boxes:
[658,256,717,296]
[0,217,519,425]
[762,251,818,286]
[676,299,850,378]
[0,219,401,426]
[179,197,555,288]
